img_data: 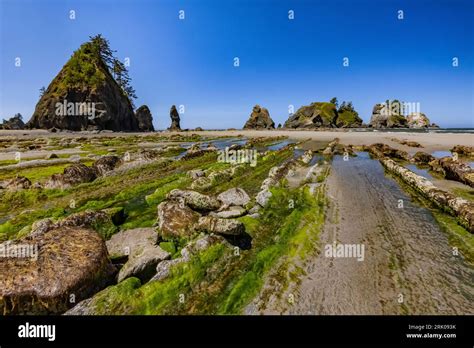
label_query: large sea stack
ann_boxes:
[243,105,275,129]
[27,35,139,131]
[168,105,181,131]
[135,105,155,132]
[284,100,362,128]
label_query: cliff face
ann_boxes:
[27,41,139,131]
[243,105,275,129]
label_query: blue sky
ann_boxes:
[1,0,473,129]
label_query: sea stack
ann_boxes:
[135,105,155,132]
[243,105,275,129]
[369,101,408,128]
[406,112,431,128]
[0,113,25,130]
[169,105,181,131]
[26,35,140,132]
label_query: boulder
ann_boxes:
[157,200,200,239]
[243,105,275,129]
[135,105,155,132]
[45,153,59,159]
[168,105,181,131]
[195,216,245,236]
[211,206,247,218]
[117,244,170,283]
[44,163,96,189]
[412,152,435,165]
[92,155,122,176]
[0,226,115,314]
[188,169,205,180]
[217,188,250,207]
[106,227,158,259]
[151,234,226,282]
[407,112,430,128]
[4,176,31,191]
[167,189,221,212]
[256,189,272,207]
[451,145,474,157]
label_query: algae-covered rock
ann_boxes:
[195,216,245,236]
[0,226,115,314]
[156,200,201,239]
[44,163,96,189]
[167,189,221,212]
[92,155,122,176]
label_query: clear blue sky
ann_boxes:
[1,0,473,129]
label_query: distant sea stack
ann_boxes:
[0,113,25,130]
[168,105,181,131]
[406,112,432,128]
[27,35,140,132]
[135,105,154,132]
[243,105,275,129]
[369,101,438,128]
[284,99,362,128]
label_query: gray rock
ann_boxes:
[167,189,221,212]
[217,188,251,207]
[117,244,170,283]
[195,216,245,236]
[211,206,247,218]
[106,227,159,259]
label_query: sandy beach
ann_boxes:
[1,129,473,152]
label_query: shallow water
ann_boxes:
[267,139,295,151]
[431,150,452,158]
[278,153,474,314]
[405,164,433,180]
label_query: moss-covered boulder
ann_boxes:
[0,226,115,314]
[44,163,96,189]
[156,201,201,239]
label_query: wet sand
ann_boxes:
[262,153,474,315]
